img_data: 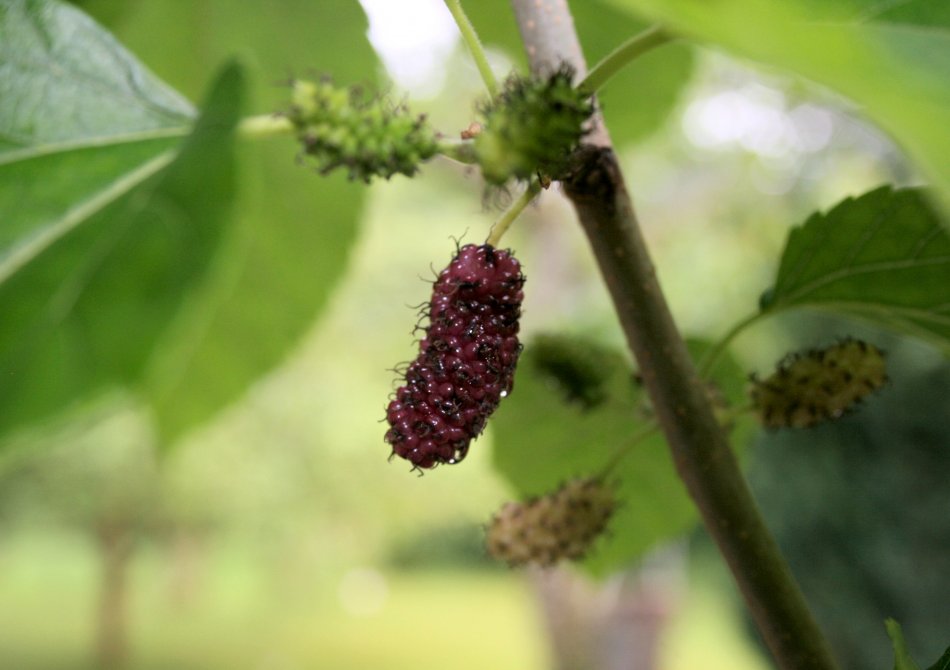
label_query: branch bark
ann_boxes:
[509,2,839,668]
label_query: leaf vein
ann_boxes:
[0,150,177,286]
[780,211,838,290]
[0,127,189,166]
[840,201,892,269]
[911,222,948,259]
[779,255,950,303]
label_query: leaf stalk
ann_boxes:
[578,25,674,94]
[237,114,294,138]
[444,0,499,98]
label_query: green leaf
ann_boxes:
[0,0,193,155]
[461,0,694,147]
[0,0,195,283]
[603,0,950,217]
[0,60,243,437]
[760,187,950,353]
[887,619,923,670]
[760,0,950,27]
[491,334,749,576]
[2,1,377,443]
[882,618,949,670]
[104,0,378,441]
[927,647,950,670]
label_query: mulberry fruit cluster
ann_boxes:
[385,244,524,469]
[486,478,616,567]
[475,65,594,184]
[751,338,888,429]
[286,78,438,182]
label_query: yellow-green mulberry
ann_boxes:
[286,78,438,182]
[475,65,594,185]
[751,338,888,429]
[486,477,616,567]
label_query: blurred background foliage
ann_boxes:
[0,0,947,668]
[747,315,950,669]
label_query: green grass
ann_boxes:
[0,530,770,669]
[0,531,547,670]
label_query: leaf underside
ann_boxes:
[0,0,378,445]
[605,0,950,218]
[112,0,377,442]
[0,59,243,437]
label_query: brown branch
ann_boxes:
[510,0,611,148]
[509,2,839,668]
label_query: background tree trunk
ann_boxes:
[96,521,133,670]
[533,544,686,670]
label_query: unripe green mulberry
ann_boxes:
[751,338,888,429]
[475,65,594,185]
[286,78,438,182]
[486,477,616,567]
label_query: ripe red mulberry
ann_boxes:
[385,244,524,469]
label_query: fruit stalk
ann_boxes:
[510,1,839,668]
[444,0,499,97]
